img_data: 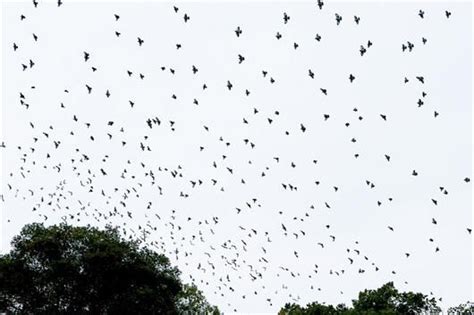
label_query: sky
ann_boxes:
[1,0,472,313]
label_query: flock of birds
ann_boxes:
[2,0,472,312]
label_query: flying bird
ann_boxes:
[235,26,242,37]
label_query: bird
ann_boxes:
[317,0,324,10]
[235,26,242,37]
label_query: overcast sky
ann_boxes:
[1,1,472,313]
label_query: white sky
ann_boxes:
[1,1,472,313]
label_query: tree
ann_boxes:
[352,282,440,314]
[279,282,441,315]
[448,301,474,315]
[278,301,348,315]
[0,223,219,314]
[176,283,220,315]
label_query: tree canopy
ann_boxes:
[447,301,474,315]
[176,283,220,315]
[0,223,219,314]
[279,282,441,315]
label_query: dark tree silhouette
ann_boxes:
[279,282,441,315]
[447,301,474,315]
[0,223,218,314]
[279,302,348,315]
[352,282,440,314]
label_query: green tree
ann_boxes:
[447,301,474,315]
[352,282,440,314]
[176,283,220,315]
[0,223,219,314]
[279,282,441,315]
[279,301,348,315]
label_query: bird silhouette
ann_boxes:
[235,26,242,37]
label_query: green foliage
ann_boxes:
[176,284,220,315]
[448,301,474,315]
[0,223,219,314]
[352,282,440,315]
[279,282,442,315]
[279,301,348,315]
